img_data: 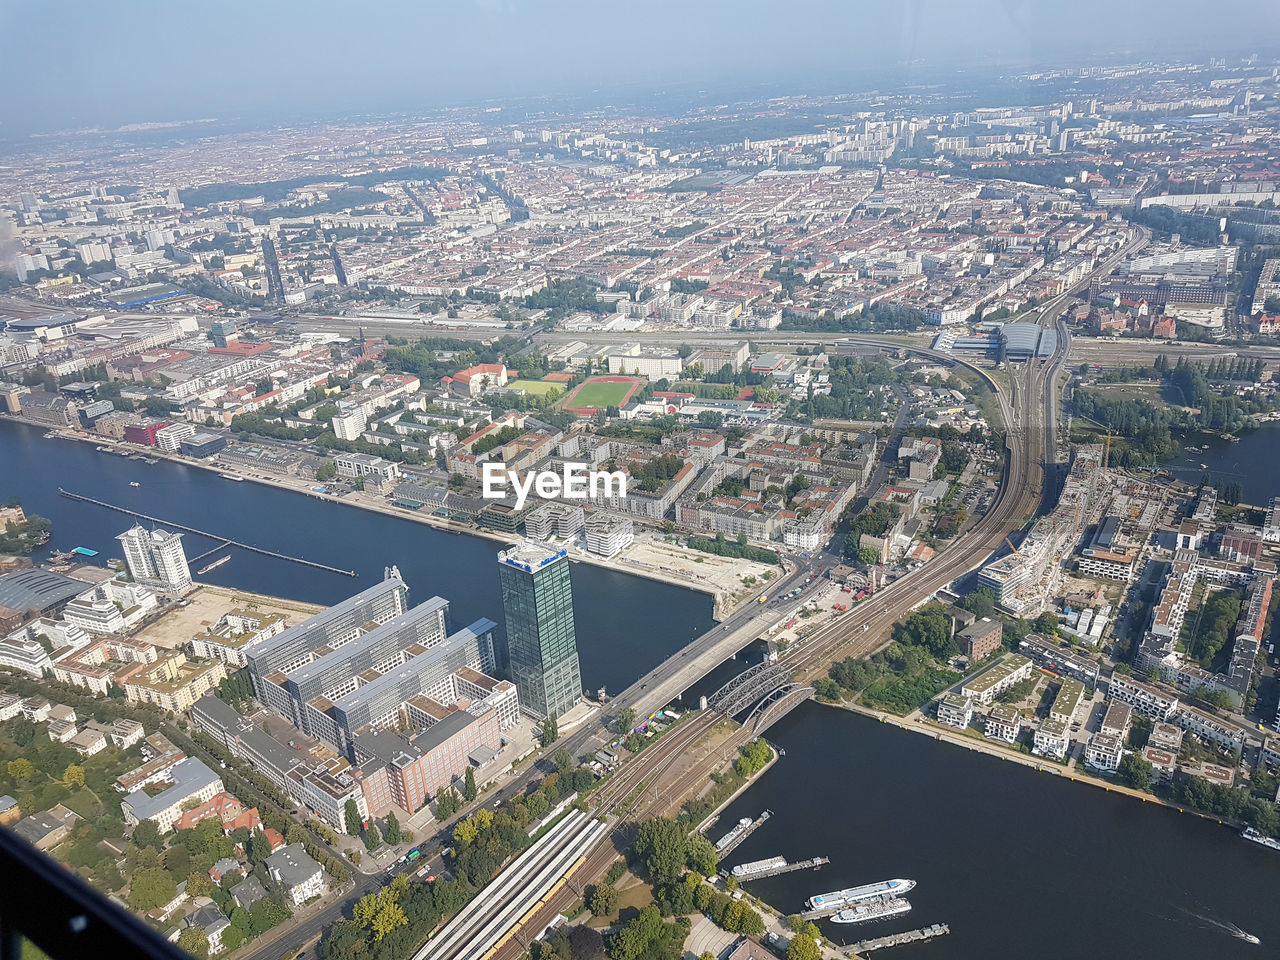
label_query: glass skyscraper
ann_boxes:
[497,542,582,720]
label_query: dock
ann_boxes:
[728,856,829,881]
[714,810,771,855]
[58,489,358,577]
[846,924,949,954]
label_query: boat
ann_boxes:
[220,474,245,482]
[714,818,754,852]
[731,856,786,879]
[129,481,140,487]
[830,897,912,925]
[197,555,232,575]
[807,879,916,911]
[1242,827,1280,852]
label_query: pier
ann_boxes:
[714,809,772,856]
[728,856,829,881]
[846,924,949,954]
[58,489,358,577]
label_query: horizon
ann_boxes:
[3,0,1280,137]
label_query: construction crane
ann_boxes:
[1003,535,1024,559]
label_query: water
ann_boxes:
[718,703,1278,960]
[1167,424,1280,506]
[0,422,715,696]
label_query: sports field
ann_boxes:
[562,376,641,413]
[509,379,563,396]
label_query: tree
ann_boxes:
[255,377,274,397]
[364,824,382,851]
[684,834,718,877]
[315,461,337,481]
[553,749,574,773]
[858,546,879,565]
[131,820,162,849]
[697,410,724,429]
[7,758,34,781]
[383,811,401,845]
[616,707,637,733]
[633,818,688,886]
[961,587,997,621]
[1118,753,1153,791]
[128,867,177,911]
[589,883,619,916]
[1034,612,1059,636]
[177,928,209,959]
[788,935,822,960]
[62,764,85,790]
[541,716,559,745]
[344,799,361,836]
[463,767,477,802]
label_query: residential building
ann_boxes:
[1034,719,1070,759]
[984,704,1022,743]
[1107,673,1178,720]
[1174,704,1247,758]
[1084,733,1124,772]
[935,692,973,729]
[1099,702,1133,741]
[1049,678,1085,725]
[1141,745,1179,783]
[13,804,80,851]
[266,844,325,905]
[960,654,1032,705]
[116,524,192,594]
[120,652,227,713]
[0,637,53,678]
[190,609,288,668]
[121,757,224,833]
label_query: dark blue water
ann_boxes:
[720,703,1280,960]
[0,421,714,697]
[1168,424,1280,506]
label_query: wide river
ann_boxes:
[0,421,715,697]
[719,703,1279,960]
[1167,423,1280,506]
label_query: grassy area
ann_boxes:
[508,379,562,396]
[567,378,636,409]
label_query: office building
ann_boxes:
[116,525,192,594]
[498,543,582,720]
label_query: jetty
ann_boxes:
[846,923,949,954]
[714,810,771,855]
[728,856,829,881]
[58,489,358,577]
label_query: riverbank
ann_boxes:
[10,417,752,614]
[832,699,1231,828]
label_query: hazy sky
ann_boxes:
[2,0,1277,133]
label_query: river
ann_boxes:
[717,703,1278,960]
[0,421,715,697]
[1167,423,1280,507]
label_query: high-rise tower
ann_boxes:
[497,542,582,720]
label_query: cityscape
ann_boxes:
[3,4,1280,960]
